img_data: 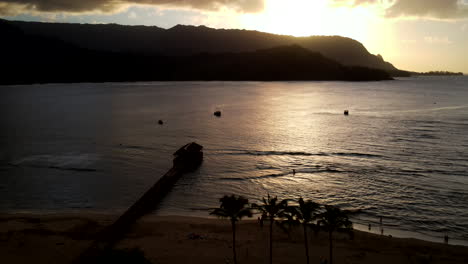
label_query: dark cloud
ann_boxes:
[333,0,468,19]
[0,0,264,15]
[385,0,468,19]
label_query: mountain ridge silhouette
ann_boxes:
[0,19,395,84]
[6,20,402,72]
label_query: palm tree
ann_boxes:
[252,194,288,264]
[316,205,353,264]
[210,195,252,264]
[287,198,321,264]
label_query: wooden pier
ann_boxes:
[75,142,203,263]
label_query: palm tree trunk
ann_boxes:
[269,217,273,264]
[232,221,237,264]
[329,231,333,264]
[303,224,309,264]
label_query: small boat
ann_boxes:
[214,111,221,117]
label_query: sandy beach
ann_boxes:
[1,213,467,264]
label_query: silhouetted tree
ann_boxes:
[317,205,353,264]
[252,194,288,264]
[287,198,321,264]
[210,195,252,264]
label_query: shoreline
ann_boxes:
[1,212,467,264]
[2,209,467,247]
[156,212,468,247]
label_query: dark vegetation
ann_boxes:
[252,195,288,264]
[212,194,355,264]
[209,195,252,264]
[283,198,321,264]
[1,19,394,84]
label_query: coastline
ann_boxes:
[154,211,468,247]
[3,208,467,247]
[1,212,467,264]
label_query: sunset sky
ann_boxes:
[1,0,467,73]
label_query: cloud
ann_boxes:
[424,36,453,44]
[0,0,265,16]
[385,0,468,19]
[332,0,468,19]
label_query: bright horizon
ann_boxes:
[1,0,468,73]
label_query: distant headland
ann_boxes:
[412,71,464,76]
[0,19,405,84]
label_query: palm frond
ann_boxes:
[237,207,253,220]
[210,208,229,218]
[210,194,252,222]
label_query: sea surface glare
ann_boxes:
[1,77,468,244]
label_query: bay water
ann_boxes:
[1,77,467,244]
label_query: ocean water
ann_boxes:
[1,77,468,245]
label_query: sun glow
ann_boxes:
[240,0,381,46]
